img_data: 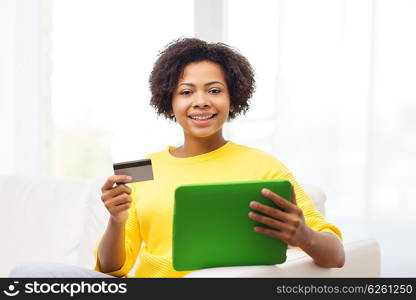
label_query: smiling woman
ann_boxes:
[90,38,345,278]
[8,37,345,278]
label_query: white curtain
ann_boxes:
[224,1,416,277]
[0,0,52,176]
[49,0,193,178]
[226,0,416,224]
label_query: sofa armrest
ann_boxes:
[184,238,380,278]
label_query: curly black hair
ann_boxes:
[149,37,255,121]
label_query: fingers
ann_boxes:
[109,202,131,216]
[104,193,132,207]
[253,226,287,242]
[100,180,132,213]
[103,193,132,213]
[249,186,303,244]
[102,183,131,200]
[249,201,300,232]
[249,201,286,221]
[100,176,133,224]
[248,211,290,232]
[261,188,297,212]
[101,175,132,192]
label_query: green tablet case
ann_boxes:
[172,179,292,271]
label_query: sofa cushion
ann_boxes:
[0,175,326,276]
[0,175,93,276]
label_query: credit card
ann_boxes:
[113,158,154,184]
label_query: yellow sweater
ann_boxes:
[94,141,342,277]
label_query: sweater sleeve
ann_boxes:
[261,155,342,241]
[93,183,143,277]
[280,171,342,241]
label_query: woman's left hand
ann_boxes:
[248,187,312,249]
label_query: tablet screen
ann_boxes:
[172,179,292,271]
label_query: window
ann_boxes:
[51,0,193,178]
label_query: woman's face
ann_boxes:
[171,60,233,139]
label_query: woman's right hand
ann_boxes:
[100,175,133,224]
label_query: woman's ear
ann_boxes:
[229,104,235,112]
[169,112,176,122]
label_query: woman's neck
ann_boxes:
[171,132,228,158]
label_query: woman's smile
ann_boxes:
[188,113,218,126]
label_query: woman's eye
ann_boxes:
[180,90,192,95]
[210,88,221,94]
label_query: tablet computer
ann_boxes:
[172,179,292,271]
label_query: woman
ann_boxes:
[9,37,344,278]
[95,38,345,278]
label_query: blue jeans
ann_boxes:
[8,261,115,278]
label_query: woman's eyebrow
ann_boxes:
[206,81,225,87]
[178,81,225,87]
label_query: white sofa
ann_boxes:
[0,175,380,277]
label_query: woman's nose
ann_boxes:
[192,92,210,108]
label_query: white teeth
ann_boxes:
[190,114,214,120]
